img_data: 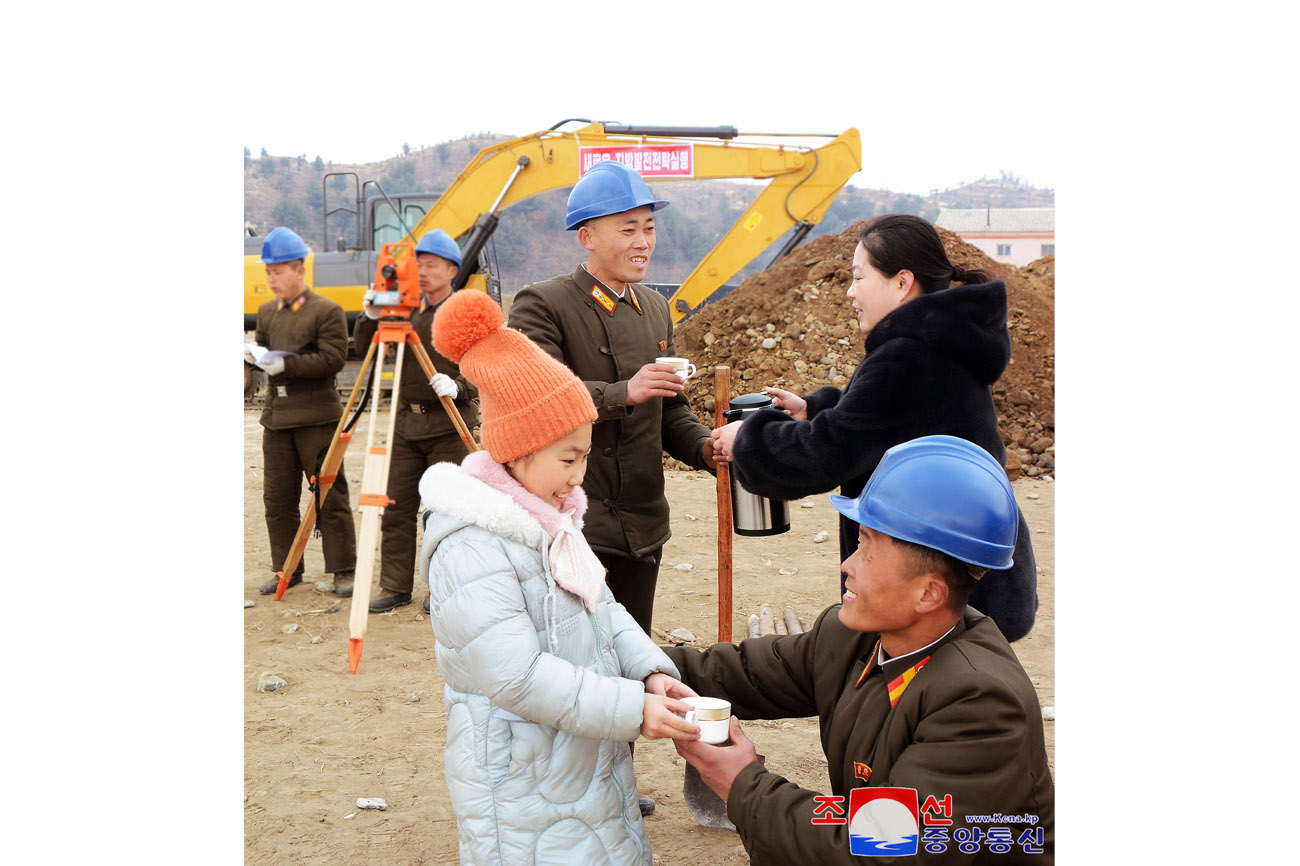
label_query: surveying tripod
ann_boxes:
[270,242,478,673]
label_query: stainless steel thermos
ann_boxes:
[722,393,791,536]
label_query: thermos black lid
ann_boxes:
[728,392,773,411]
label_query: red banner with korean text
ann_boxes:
[578,145,695,178]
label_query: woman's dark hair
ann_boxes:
[858,214,991,294]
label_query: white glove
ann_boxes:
[243,343,259,365]
[362,288,381,320]
[257,356,286,377]
[430,373,458,400]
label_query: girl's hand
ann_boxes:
[645,672,698,700]
[640,694,699,740]
[765,387,808,421]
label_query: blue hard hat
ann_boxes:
[415,229,462,267]
[565,160,669,230]
[830,436,1018,570]
[258,226,312,264]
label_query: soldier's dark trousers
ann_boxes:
[378,429,470,594]
[598,548,663,636]
[262,423,357,577]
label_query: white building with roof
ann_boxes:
[934,207,1054,267]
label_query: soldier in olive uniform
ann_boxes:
[664,437,1054,865]
[352,230,479,612]
[508,161,718,636]
[248,227,357,596]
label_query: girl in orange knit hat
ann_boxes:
[416,289,700,865]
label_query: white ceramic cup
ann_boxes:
[656,356,697,381]
[683,696,731,744]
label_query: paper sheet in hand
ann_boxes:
[246,342,296,362]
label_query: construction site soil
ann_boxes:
[674,221,1055,479]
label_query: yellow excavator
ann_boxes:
[243,119,861,331]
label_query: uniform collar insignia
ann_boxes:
[855,623,958,703]
[886,655,931,707]
[589,285,616,315]
[276,292,307,313]
[579,265,632,317]
[854,639,883,689]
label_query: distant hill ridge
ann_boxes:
[244,134,1053,294]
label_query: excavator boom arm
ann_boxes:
[405,122,862,319]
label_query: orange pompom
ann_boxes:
[432,289,504,363]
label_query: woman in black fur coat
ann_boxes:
[710,215,1039,642]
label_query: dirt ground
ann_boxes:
[243,410,1054,864]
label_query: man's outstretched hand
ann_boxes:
[673,717,758,802]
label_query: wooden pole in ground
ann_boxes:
[714,365,733,643]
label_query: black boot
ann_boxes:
[259,574,302,595]
[332,571,355,598]
[369,592,413,613]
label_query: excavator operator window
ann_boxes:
[371,200,429,249]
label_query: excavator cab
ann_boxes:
[370,196,432,250]
[333,179,501,307]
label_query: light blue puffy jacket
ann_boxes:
[418,456,680,866]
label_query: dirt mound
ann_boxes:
[674,221,1055,477]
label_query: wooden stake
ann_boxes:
[759,603,775,637]
[747,614,761,639]
[714,366,733,643]
[783,605,803,635]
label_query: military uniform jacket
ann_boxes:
[508,267,712,558]
[352,294,479,441]
[255,288,348,430]
[664,607,1054,864]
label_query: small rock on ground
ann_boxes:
[669,628,696,643]
[257,672,287,692]
[356,798,388,810]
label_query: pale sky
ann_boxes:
[243,4,1057,196]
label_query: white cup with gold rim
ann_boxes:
[656,356,697,381]
[683,696,731,744]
